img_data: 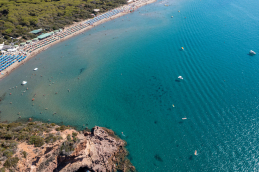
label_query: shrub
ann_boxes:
[22,151,27,158]
[9,142,17,148]
[3,150,13,158]
[3,157,19,169]
[11,126,24,132]
[22,127,29,131]
[7,123,21,129]
[60,125,66,131]
[72,132,78,137]
[1,141,10,148]
[17,134,29,141]
[4,133,13,140]
[0,124,8,129]
[66,134,71,142]
[73,137,78,143]
[28,122,35,126]
[29,136,44,147]
[56,125,67,131]
[60,141,75,156]
[45,134,60,143]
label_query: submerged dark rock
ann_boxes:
[189,155,193,160]
[79,67,86,74]
[154,154,163,162]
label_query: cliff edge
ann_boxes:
[0,122,135,172]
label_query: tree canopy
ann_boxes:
[0,0,127,43]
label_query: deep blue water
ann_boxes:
[1,0,259,171]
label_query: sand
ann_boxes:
[0,0,156,81]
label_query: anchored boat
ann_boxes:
[178,76,183,80]
[249,50,256,55]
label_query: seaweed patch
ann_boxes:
[0,92,6,104]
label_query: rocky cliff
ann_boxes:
[0,122,135,172]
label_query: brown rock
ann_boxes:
[13,126,135,172]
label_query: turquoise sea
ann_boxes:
[1,0,259,171]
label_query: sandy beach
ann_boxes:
[0,0,156,81]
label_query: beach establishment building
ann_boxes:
[26,40,32,44]
[20,42,26,46]
[30,28,42,34]
[0,42,13,50]
[0,42,18,53]
[0,42,3,50]
[37,32,54,40]
[54,30,60,34]
[32,38,39,42]
[7,48,17,52]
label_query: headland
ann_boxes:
[0,121,135,172]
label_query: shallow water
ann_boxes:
[1,0,259,171]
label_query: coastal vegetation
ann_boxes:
[0,121,68,171]
[0,121,136,171]
[0,0,127,44]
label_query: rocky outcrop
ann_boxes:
[10,126,135,172]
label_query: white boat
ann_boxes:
[178,76,183,80]
[22,81,27,85]
[33,68,38,71]
[249,50,256,55]
[182,118,187,120]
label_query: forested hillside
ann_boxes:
[0,0,127,44]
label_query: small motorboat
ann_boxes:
[194,150,197,155]
[22,81,27,85]
[34,68,38,71]
[182,118,187,120]
[178,76,183,80]
[249,50,256,55]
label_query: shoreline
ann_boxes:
[0,0,156,81]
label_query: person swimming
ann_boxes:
[121,132,125,137]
